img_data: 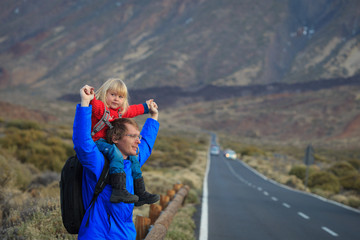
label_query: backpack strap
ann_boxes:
[91,105,114,137]
[85,157,110,227]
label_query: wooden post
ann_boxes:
[149,204,162,224]
[160,195,170,209]
[145,185,190,240]
[173,183,183,192]
[135,215,151,240]
[167,189,176,200]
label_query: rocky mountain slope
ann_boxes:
[0,0,359,144]
[0,0,359,98]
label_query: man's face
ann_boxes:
[113,123,141,158]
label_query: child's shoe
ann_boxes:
[134,177,160,207]
[110,173,139,203]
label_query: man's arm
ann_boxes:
[149,100,158,120]
[80,85,94,107]
[72,85,104,180]
[138,101,159,166]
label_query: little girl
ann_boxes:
[89,78,159,206]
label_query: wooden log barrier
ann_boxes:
[149,204,162,224]
[145,185,190,240]
[135,215,151,240]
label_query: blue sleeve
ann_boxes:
[138,118,159,167]
[72,104,104,180]
[143,103,149,114]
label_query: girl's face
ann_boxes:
[105,90,124,109]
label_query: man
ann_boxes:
[73,85,159,239]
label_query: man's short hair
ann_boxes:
[106,118,139,144]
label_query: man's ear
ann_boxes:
[112,136,119,143]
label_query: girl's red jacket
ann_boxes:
[90,98,148,141]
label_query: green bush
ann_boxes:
[347,159,360,170]
[289,165,307,181]
[0,127,74,172]
[240,146,265,156]
[6,120,41,130]
[328,161,357,178]
[308,171,340,194]
[184,189,199,204]
[339,173,360,192]
[0,154,37,190]
[289,164,318,182]
[313,153,330,163]
[147,135,200,169]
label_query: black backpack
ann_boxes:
[60,155,109,234]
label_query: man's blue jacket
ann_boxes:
[72,104,159,239]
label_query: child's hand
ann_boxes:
[146,99,154,109]
[80,85,95,106]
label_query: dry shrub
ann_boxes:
[328,161,357,178]
[308,171,340,194]
[240,145,265,156]
[1,197,74,240]
[347,196,360,208]
[6,120,41,130]
[285,175,306,191]
[339,172,360,192]
[289,164,319,182]
[347,159,360,170]
[146,135,201,168]
[331,194,348,204]
[165,205,196,240]
[289,165,306,180]
[29,172,60,190]
[0,127,74,172]
[0,154,37,190]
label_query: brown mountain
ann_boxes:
[0,0,359,144]
[0,0,359,97]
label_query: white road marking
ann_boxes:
[321,226,339,237]
[199,150,211,240]
[298,212,310,220]
[282,203,291,208]
[271,197,278,201]
[263,191,269,196]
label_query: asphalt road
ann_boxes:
[203,148,360,240]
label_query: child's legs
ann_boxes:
[129,157,142,180]
[95,138,124,174]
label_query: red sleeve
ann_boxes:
[90,98,105,123]
[122,104,145,118]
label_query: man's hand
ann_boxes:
[80,85,95,107]
[149,100,158,121]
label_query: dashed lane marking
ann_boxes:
[298,212,310,220]
[321,226,339,237]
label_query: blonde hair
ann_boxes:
[95,78,129,114]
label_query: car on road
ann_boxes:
[210,145,220,155]
[224,149,237,160]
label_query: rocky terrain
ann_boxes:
[1,0,359,96]
[0,0,359,144]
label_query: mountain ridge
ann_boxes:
[1,0,360,144]
[59,75,360,109]
[0,0,359,98]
